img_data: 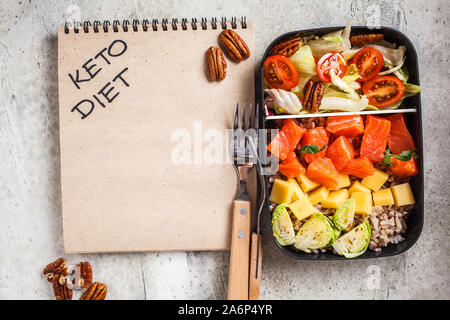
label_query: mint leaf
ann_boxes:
[300,144,327,156]
[383,149,417,166]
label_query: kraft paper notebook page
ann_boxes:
[58,19,254,253]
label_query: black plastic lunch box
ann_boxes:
[257,26,424,260]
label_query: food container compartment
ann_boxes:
[257,26,423,260]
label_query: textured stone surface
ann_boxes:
[0,0,449,299]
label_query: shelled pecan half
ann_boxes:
[52,274,72,300]
[219,29,250,62]
[74,261,93,290]
[303,80,325,113]
[43,258,69,282]
[206,46,227,82]
[350,33,384,46]
[80,282,107,300]
[269,36,302,57]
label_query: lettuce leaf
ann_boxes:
[290,73,314,98]
[342,42,406,65]
[341,64,361,83]
[405,83,421,94]
[319,95,369,112]
[330,69,359,100]
[403,83,421,98]
[289,45,317,75]
[264,89,303,114]
[394,65,409,83]
[307,22,352,58]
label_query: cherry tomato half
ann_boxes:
[316,52,348,82]
[351,46,384,82]
[263,55,299,90]
[362,75,405,108]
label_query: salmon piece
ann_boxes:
[390,157,418,179]
[268,119,306,160]
[301,127,329,163]
[360,115,391,163]
[341,156,375,178]
[385,114,416,155]
[326,115,364,137]
[278,152,305,179]
[306,158,339,189]
[326,136,356,171]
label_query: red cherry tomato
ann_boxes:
[316,52,348,82]
[351,46,384,82]
[263,55,300,90]
[362,76,405,108]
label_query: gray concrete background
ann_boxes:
[0,0,449,299]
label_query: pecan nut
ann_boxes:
[350,33,384,46]
[206,46,227,82]
[269,36,302,57]
[52,274,72,300]
[219,29,250,62]
[43,258,69,282]
[303,80,324,113]
[74,262,93,289]
[80,282,107,300]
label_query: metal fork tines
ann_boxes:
[231,103,257,201]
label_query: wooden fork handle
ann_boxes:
[249,232,262,300]
[227,200,251,300]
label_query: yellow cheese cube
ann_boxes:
[330,173,351,190]
[269,179,294,205]
[308,186,329,205]
[348,181,371,194]
[391,183,415,206]
[352,191,372,215]
[361,169,389,192]
[296,173,320,192]
[372,188,395,206]
[287,178,305,202]
[288,197,316,221]
[322,189,349,209]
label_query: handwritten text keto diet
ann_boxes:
[68,39,129,119]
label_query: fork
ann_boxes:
[227,102,255,300]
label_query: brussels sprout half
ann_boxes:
[294,213,335,253]
[271,204,296,246]
[333,198,356,231]
[332,221,372,258]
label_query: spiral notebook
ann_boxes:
[58,18,255,253]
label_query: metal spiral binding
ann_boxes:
[132,19,140,32]
[161,18,168,31]
[63,17,247,34]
